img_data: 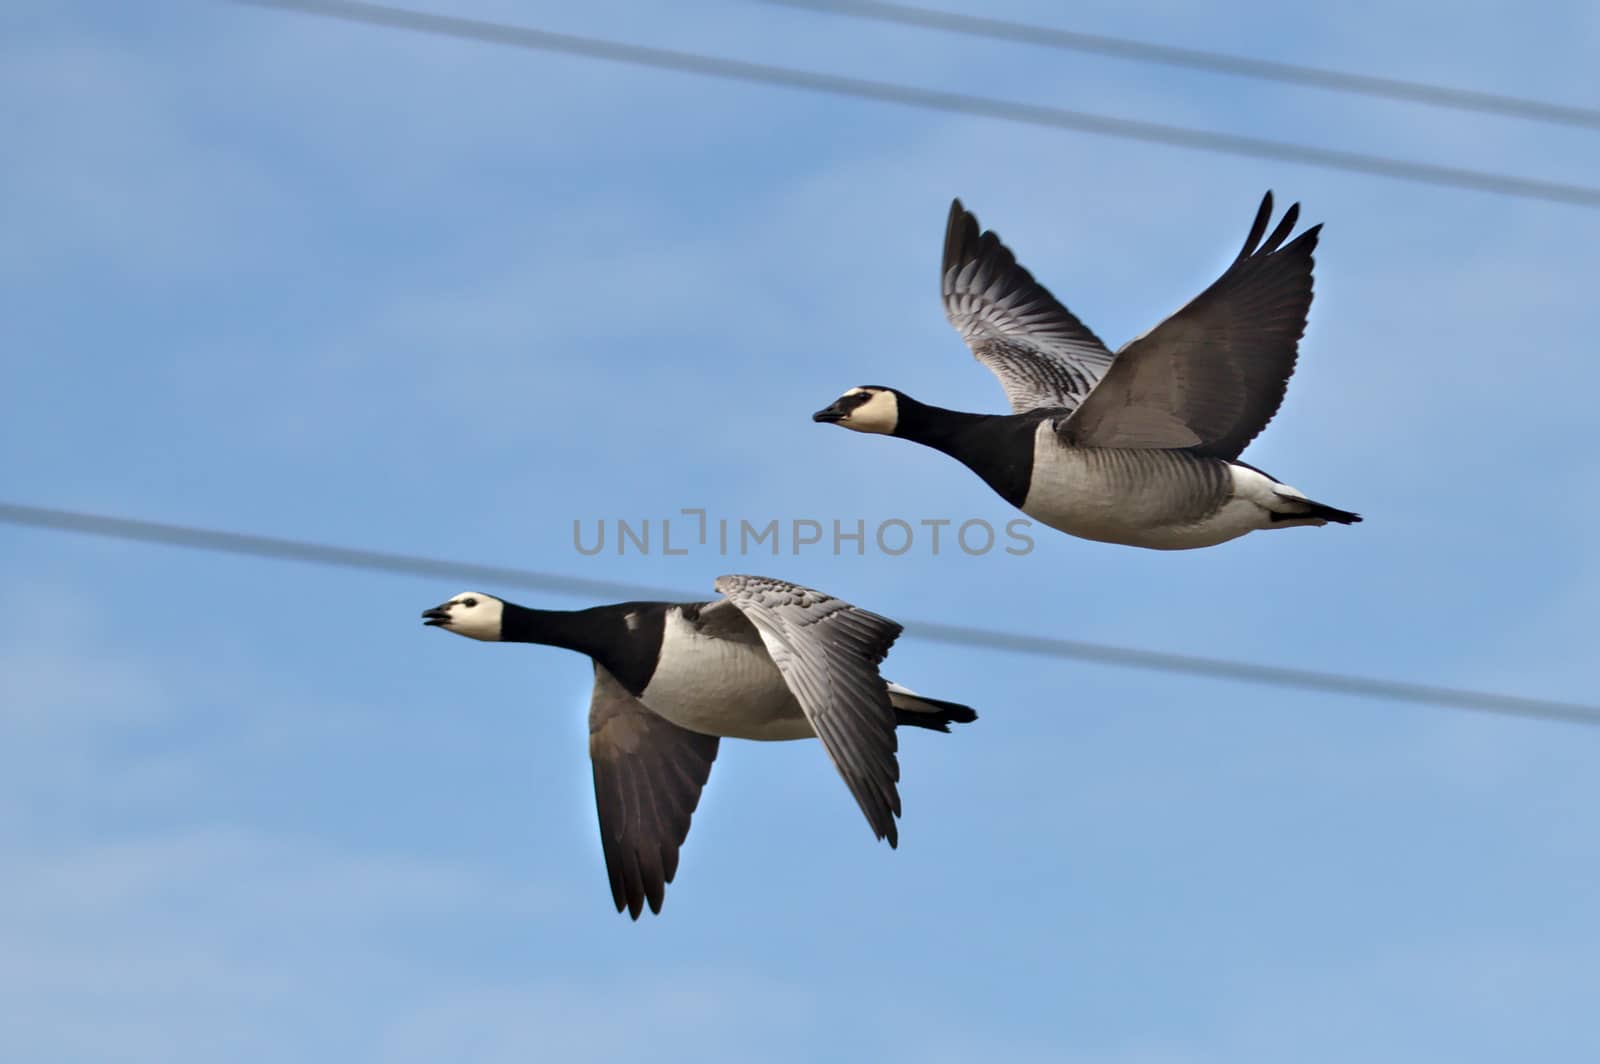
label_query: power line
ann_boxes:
[228,0,1600,209]
[6,499,1599,729]
[0,502,681,604]
[767,0,1600,132]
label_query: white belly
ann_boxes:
[640,609,815,741]
[1019,430,1275,550]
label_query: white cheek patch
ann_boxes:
[447,595,505,641]
[847,390,898,435]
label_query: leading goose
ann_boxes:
[421,574,976,919]
[814,193,1361,550]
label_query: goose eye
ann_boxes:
[463,597,479,608]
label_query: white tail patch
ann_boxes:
[886,681,940,714]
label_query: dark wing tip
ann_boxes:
[601,824,648,920]
[1237,192,1319,261]
[1237,190,1274,261]
[610,878,643,919]
[1260,202,1301,254]
[623,866,646,919]
[602,839,637,917]
[943,197,982,277]
[642,863,667,915]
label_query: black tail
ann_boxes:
[1271,493,1363,525]
[890,692,979,733]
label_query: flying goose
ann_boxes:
[421,574,976,919]
[813,193,1361,550]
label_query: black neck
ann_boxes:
[498,600,666,695]
[500,602,620,658]
[892,393,996,454]
[891,394,1035,507]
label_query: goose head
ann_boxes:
[812,386,901,435]
[421,592,505,641]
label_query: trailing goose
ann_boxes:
[421,574,976,919]
[813,192,1361,550]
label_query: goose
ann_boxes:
[813,192,1361,550]
[421,573,976,919]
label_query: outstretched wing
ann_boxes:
[588,665,720,919]
[713,574,904,847]
[1061,191,1321,459]
[942,198,1116,414]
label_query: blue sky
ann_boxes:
[5,1,1600,1060]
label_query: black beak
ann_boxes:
[421,605,451,627]
[812,404,846,423]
